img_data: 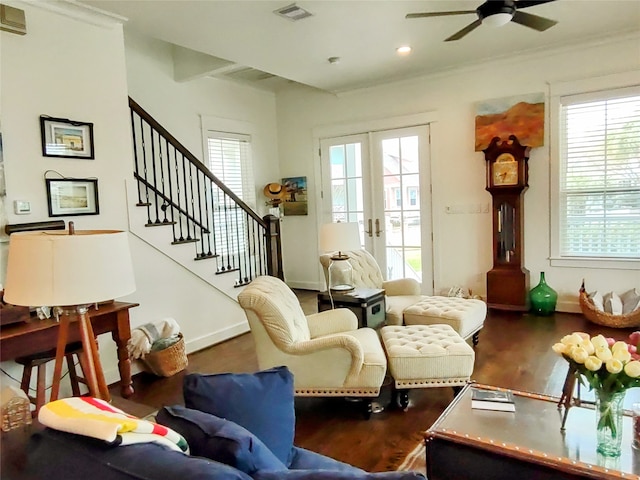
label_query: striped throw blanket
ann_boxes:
[38,397,189,453]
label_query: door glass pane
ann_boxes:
[382,135,421,282]
[382,138,400,175]
[345,143,361,177]
[330,145,345,177]
[329,141,364,247]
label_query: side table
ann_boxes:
[317,288,385,329]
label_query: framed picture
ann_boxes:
[40,116,95,159]
[46,178,99,217]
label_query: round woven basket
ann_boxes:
[143,333,188,377]
[579,282,640,329]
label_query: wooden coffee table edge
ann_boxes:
[424,383,629,480]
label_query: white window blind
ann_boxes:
[206,131,255,207]
[559,88,640,259]
[205,130,255,256]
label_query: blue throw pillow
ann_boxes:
[183,366,295,466]
[156,405,286,475]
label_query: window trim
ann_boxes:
[549,71,640,270]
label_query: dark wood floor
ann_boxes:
[109,290,640,473]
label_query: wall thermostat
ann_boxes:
[14,200,31,215]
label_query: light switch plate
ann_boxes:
[14,200,31,214]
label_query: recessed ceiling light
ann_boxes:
[396,46,412,55]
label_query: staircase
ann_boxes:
[126,97,282,299]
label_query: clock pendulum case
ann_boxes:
[483,135,531,311]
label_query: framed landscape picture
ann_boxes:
[46,178,99,217]
[281,176,308,216]
[40,116,95,159]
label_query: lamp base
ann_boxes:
[330,284,355,292]
[328,256,354,293]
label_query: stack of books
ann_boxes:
[471,387,515,412]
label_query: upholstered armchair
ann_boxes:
[237,275,387,414]
[320,249,422,326]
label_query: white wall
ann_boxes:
[123,30,281,208]
[0,3,280,392]
[276,35,640,311]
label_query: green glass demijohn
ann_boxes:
[529,272,558,316]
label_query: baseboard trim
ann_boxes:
[103,321,250,387]
[286,280,322,291]
[185,321,250,354]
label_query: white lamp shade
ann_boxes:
[319,222,362,254]
[4,229,136,307]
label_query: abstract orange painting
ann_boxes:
[475,93,544,151]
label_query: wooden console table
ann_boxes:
[0,301,138,399]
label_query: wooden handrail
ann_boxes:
[128,97,265,226]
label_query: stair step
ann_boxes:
[145,221,176,227]
[216,267,239,275]
[195,253,218,261]
[171,238,199,245]
[136,202,151,207]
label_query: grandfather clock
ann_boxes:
[484,135,530,311]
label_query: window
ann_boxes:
[206,131,255,208]
[552,84,640,266]
[204,126,256,257]
[408,187,418,207]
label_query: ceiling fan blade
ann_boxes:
[445,19,482,42]
[406,10,476,19]
[514,0,557,9]
[511,10,558,31]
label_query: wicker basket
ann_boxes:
[579,281,640,329]
[143,333,188,377]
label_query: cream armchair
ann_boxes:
[237,275,387,415]
[320,249,422,326]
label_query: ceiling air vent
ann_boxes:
[274,3,313,21]
[223,67,276,82]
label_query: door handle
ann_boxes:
[375,219,383,237]
[365,219,373,237]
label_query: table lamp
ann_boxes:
[319,222,361,292]
[3,222,136,402]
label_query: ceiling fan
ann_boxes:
[406,0,558,42]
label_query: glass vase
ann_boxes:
[595,389,626,457]
[529,272,558,316]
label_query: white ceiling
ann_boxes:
[79,0,640,94]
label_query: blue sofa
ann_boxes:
[25,367,425,480]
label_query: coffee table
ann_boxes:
[425,383,639,480]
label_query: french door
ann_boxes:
[320,125,432,292]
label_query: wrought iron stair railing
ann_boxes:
[128,97,282,287]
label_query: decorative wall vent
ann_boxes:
[0,4,26,35]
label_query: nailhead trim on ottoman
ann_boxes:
[380,324,475,389]
[403,296,486,341]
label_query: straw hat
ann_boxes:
[263,183,285,199]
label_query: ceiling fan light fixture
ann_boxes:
[396,45,412,55]
[482,12,513,27]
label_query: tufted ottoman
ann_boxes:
[403,296,486,345]
[380,324,475,409]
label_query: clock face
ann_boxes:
[492,153,518,186]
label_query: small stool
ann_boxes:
[380,324,475,410]
[403,296,486,345]
[16,342,86,416]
